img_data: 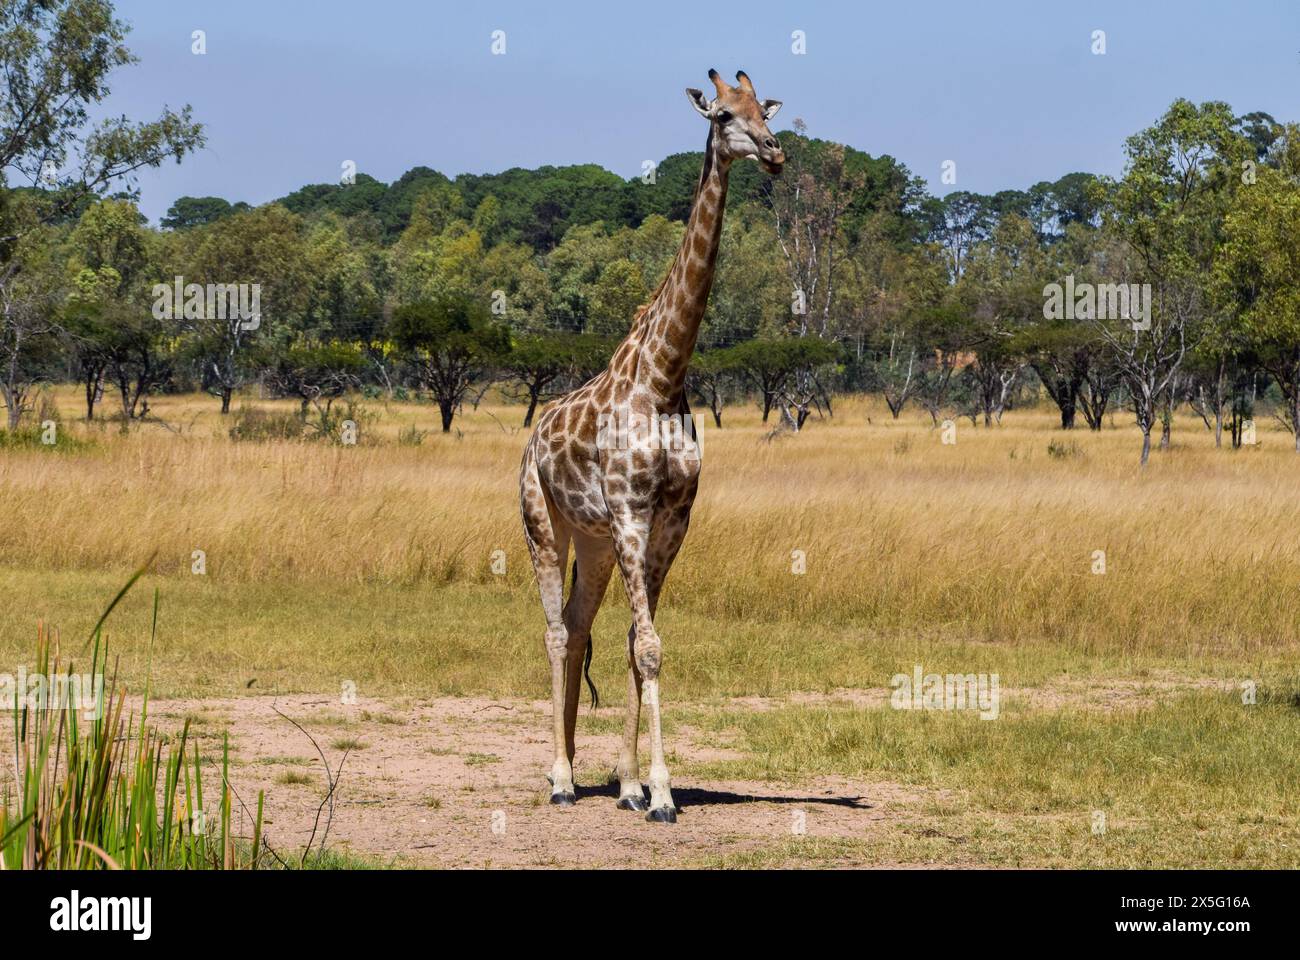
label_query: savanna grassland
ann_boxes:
[2,389,1298,868]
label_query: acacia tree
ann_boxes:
[390,296,509,432]
[726,336,839,430]
[503,332,610,427]
[0,0,203,428]
[726,337,792,423]
[260,340,364,430]
[686,348,738,428]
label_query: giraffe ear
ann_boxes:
[685,88,713,118]
[762,100,783,121]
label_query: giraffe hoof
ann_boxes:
[550,791,577,806]
[646,806,677,824]
[617,795,648,812]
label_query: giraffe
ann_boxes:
[519,69,783,823]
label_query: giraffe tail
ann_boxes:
[572,560,599,710]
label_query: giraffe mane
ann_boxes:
[627,124,717,334]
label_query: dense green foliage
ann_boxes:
[3,3,1299,454]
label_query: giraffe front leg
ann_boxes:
[615,623,647,811]
[637,636,675,822]
[611,512,677,823]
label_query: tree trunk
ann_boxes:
[1213,360,1225,448]
[523,390,539,428]
[1140,427,1152,466]
[439,399,455,433]
[220,387,232,415]
[1294,392,1300,453]
[1059,396,1076,429]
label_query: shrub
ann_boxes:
[1047,439,1083,460]
[228,406,305,442]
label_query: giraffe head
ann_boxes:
[685,69,784,175]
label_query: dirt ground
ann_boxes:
[135,693,937,869]
[3,673,1240,868]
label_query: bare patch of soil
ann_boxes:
[138,694,927,868]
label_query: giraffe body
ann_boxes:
[520,70,783,821]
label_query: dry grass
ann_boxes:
[3,388,1300,662]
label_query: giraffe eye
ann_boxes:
[715,110,732,124]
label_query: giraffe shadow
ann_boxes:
[575,780,872,811]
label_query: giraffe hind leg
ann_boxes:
[520,449,574,804]
[560,535,616,782]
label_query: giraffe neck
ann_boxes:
[619,129,730,406]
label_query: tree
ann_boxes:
[687,348,739,428]
[912,300,977,427]
[844,231,946,418]
[587,258,645,336]
[1215,165,1300,450]
[503,332,611,427]
[933,191,992,280]
[62,198,158,419]
[960,214,1046,425]
[0,225,61,428]
[389,297,509,431]
[160,196,243,230]
[173,204,308,412]
[768,120,865,339]
[260,340,364,426]
[1,0,202,427]
[727,336,839,428]
[1098,99,1251,464]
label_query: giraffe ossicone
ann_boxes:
[520,69,783,822]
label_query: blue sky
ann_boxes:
[104,0,1300,223]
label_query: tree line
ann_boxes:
[3,2,1299,464]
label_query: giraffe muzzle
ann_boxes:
[761,141,785,175]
